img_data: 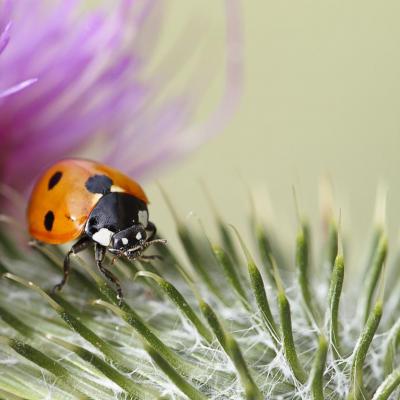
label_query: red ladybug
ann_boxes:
[27,158,165,302]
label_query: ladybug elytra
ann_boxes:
[27,158,165,302]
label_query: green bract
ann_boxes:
[0,193,399,400]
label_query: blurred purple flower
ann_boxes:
[0,19,36,99]
[0,0,242,199]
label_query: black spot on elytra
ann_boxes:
[85,174,113,195]
[48,171,63,190]
[44,211,55,231]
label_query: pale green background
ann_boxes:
[143,2,400,257]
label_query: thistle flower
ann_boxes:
[0,0,242,198]
[0,14,36,99]
[1,186,400,399]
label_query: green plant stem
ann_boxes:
[226,335,263,400]
[231,226,279,344]
[93,299,192,376]
[145,344,207,400]
[296,224,319,323]
[363,233,387,323]
[277,290,307,384]
[213,245,250,309]
[199,300,263,400]
[200,181,240,265]
[75,254,198,377]
[0,306,36,339]
[135,271,213,343]
[383,318,400,377]
[199,300,228,352]
[363,226,384,276]
[177,224,225,302]
[255,223,276,286]
[0,300,151,396]
[248,260,280,343]
[2,191,399,399]
[310,336,328,400]
[218,219,240,265]
[3,273,132,372]
[49,336,154,399]
[2,336,92,400]
[349,301,383,400]
[158,184,225,302]
[0,388,27,400]
[372,368,400,400]
[328,254,344,358]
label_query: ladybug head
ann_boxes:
[111,225,147,257]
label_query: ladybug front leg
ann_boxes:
[146,221,157,241]
[139,254,163,262]
[52,236,92,294]
[94,243,123,305]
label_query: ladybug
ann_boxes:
[27,158,165,302]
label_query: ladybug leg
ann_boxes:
[146,221,157,241]
[142,223,165,261]
[95,243,123,305]
[139,254,163,262]
[52,236,92,294]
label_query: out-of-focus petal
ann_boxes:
[0,78,37,98]
[0,0,243,199]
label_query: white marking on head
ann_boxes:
[121,238,129,245]
[111,185,125,193]
[138,210,148,226]
[92,228,114,246]
[136,232,142,240]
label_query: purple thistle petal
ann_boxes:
[0,22,10,54]
[107,0,244,178]
[0,78,37,98]
[0,0,243,205]
[0,14,37,101]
